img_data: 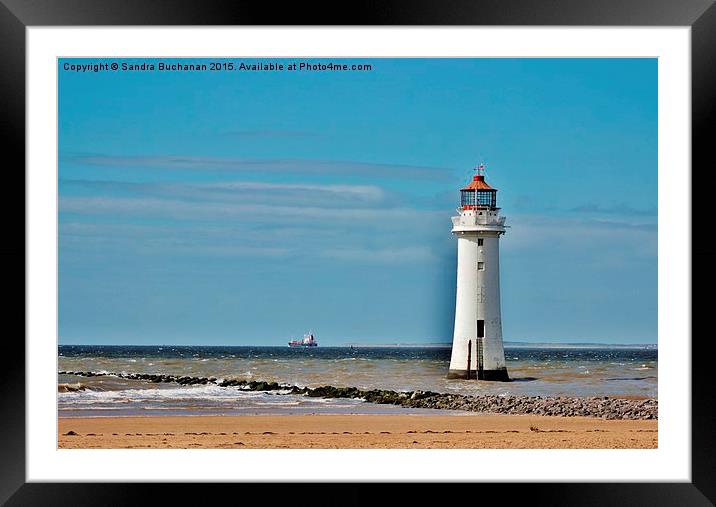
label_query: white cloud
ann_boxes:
[319,246,436,263]
[199,181,385,201]
[502,213,657,259]
[58,196,440,226]
[65,154,452,180]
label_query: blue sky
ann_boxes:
[58,58,657,345]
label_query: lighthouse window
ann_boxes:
[460,190,477,207]
[477,320,485,338]
[476,190,496,207]
[478,262,485,271]
[478,239,484,246]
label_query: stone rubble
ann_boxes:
[59,370,657,420]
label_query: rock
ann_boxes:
[55,369,658,419]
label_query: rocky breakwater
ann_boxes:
[59,370,657,420]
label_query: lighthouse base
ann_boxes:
[447,368,510,382]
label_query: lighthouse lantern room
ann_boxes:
[460,175,497,209]
[448,164,509,381]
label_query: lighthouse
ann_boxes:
[448,165,509,381]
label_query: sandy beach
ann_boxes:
[58,414,657,449]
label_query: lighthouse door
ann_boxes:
[476,320,485,378]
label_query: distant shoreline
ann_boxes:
[345,342,657,350]
[59,342,658,350]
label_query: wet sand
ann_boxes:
[58,414,657,449]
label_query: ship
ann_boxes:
[288,332,318,347]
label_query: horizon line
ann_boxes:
[58,341,658,349]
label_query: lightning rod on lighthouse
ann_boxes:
[448,164,510,381]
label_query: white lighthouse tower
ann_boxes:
[448,165,509,381]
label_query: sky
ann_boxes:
[58,58,657,346]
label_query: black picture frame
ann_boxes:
[3,0,713,504]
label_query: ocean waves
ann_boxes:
[58,345,657,410]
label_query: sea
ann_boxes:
[58,345,657,418]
